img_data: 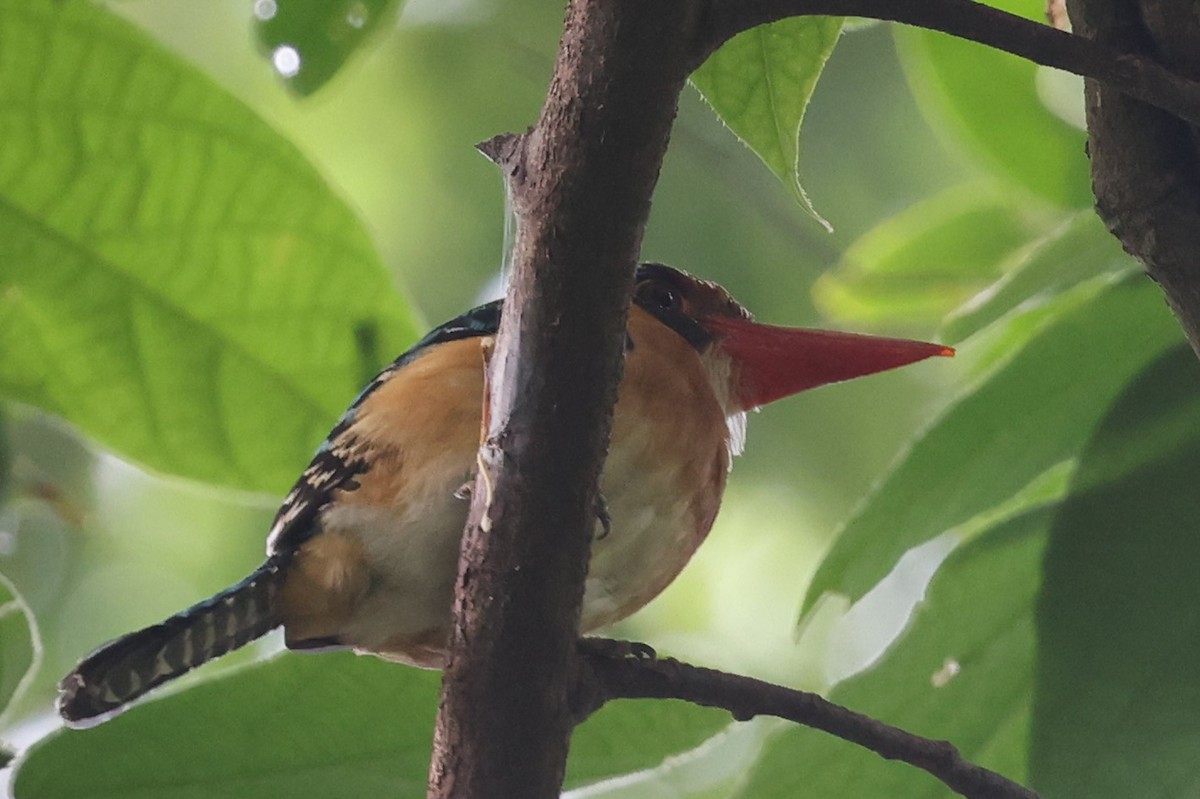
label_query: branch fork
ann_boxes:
[426,0,1200,795]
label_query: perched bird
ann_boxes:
[57,262,951,727]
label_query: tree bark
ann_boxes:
[1066,0,1200,353]
[426,2,699,796]
[574,644,1039,799]
[700,0,1200,125]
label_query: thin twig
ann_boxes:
[698,0,1200,128]
[576,642,1040,799]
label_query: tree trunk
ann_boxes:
[1068,0,1200,353]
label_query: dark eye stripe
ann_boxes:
[633,284,711,350]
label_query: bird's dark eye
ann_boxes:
[636,280,682,312]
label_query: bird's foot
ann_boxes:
[593,493,612,540]
[577,637,657,663]
[571,637,660,724]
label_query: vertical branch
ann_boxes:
[1066,0,1200,354]
[426,1,699,796]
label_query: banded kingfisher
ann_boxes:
[57,263,952,726]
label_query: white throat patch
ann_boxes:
[698,348,747,463]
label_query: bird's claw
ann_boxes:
[594,493,612,540]
[577,637,657,663]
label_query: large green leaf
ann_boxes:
[738,508,1048,797]
[802,275,1181,616]
[13,651,727,798]
[813,182,1052,330]
[564,720,773,799]
[567,699,730,790]
[254,0,405,96]
[0,0,419,494]
[691,17,844,225]
[14,655,437,799]
[940,212,1133,344]
[893,0,1090,209]
[1032,345,1200,799]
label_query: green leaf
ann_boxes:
[691,17,844,227]
[0,573,38,725]
[813,183,1053,329]
[801,275,1181,617]
[565,719,772,798]
[893,0,1090,209]
[0,0,419,493]
[566,700,730,791]
[738,509,1048,797]
[15,655,437,799]
[254,0,405,96]
[14,651,728,798]
[1032,345,1200,798]
[941,212,1134,344]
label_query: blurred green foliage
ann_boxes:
[803,274,1180,615]
[254,0,405,96]
[894,0,1092,209]
[814,182,1054,331]
[1032,346,1200,799]
[14,652,727,797]
[1,0,1196,797]
[747,508,1048,797]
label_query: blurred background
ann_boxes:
[2,0,1041,746]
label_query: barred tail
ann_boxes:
[57,555,289,727]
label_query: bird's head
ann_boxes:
[631,262,954,414]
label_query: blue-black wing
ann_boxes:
[266,299,502,553]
